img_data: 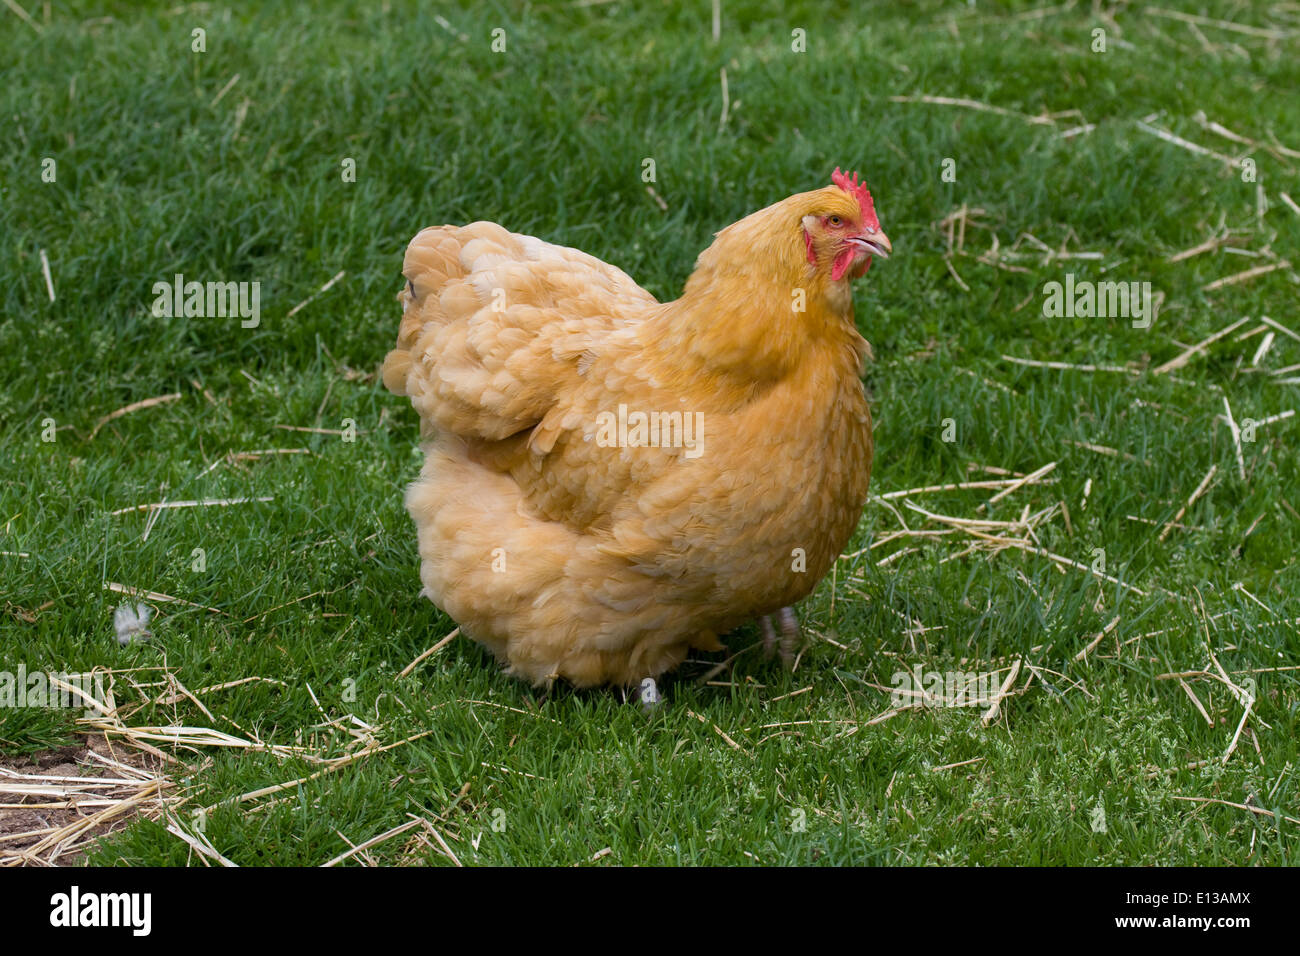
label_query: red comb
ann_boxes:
[831,167,880,232]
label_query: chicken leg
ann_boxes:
[761,606,802,666]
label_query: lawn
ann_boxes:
[1,0,1298,866]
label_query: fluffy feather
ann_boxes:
[383,173,888,686]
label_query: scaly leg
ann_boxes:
[760,607,802,667]
[777,606,800,666]
[761,615,778,658]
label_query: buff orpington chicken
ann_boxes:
[382,169,890,694]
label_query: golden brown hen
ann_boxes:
[383,169,890,689]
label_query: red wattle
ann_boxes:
[831,248,857,280]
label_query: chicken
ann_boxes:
[382,168,890,689]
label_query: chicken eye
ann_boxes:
[828,215,843,227]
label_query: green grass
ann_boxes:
[2,0,1299,865]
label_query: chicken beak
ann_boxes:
[849,231,891,260]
